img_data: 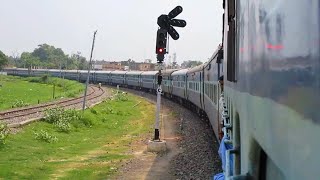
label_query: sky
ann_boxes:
[0,0,223,64]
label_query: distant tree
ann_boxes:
[120,59,130,66]
[0,51,8,69]
[7,56,18,67]
[127,59,136,70]
[11,44,87,70]
[181,60,203,68]
[6,50,21,67]
[32,44,50,61]
[20,52,40,69]
[66,53,87,70]
[31,44,68,69]
[65,54,76,70]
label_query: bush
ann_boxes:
[90,108,98,115]
[41,75,49,83]
[44,107,64,124]
[0,123,9,145]
[26,75,51,84]
[106,107,115,114]
[113,90,128,101]
[12,99,30,108]
[79,114,95,127]
[44,108,82,132]
[55,120,71,132]
[33,130,58,143]
[66,92,76,98]
[102,117,108,122]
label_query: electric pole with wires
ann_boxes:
[82,30,97,111]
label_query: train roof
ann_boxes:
[207,45,222,64]
[141,71,158,75]
[48,69,61,72]
[31,70,49,72]
[110,70,127,75]
[3,67,17,70]
[187,64,205,74]
[63,70,79,73]
[95,70,113,74]
[171,69,188,76]
[161,69,178,76]
[14,68,29,70]
[78,70,89,73]
[10,68,35,71]
[31,68,48,71]
[126,71,143,75]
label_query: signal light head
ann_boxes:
[155,28,167,55]
[159,32,165,38]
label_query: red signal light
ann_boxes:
[159,48,163,53]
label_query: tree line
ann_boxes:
[0,44,88,70]
[180,60,203,68]
[0,43,204,70]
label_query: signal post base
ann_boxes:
[147,140,167,153]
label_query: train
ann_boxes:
[3,46,223,144]
[3,0,320,179]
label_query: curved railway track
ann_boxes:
[0,85,105,126]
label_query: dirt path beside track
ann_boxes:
[114,101,180,180]
[113,89,222,180]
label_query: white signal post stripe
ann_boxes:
[155,84,162,131]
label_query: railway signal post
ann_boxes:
[154,54,164,141]
[148,6,186,152]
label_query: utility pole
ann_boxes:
[59,60,62,78]
[82,30,97,111]
[77,51,81,81]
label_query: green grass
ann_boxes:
[0,75,83,110]
[0,93,155,179]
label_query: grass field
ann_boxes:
[0,93,155,179]
[0,75,83,111]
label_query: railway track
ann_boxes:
[0,85,105,126]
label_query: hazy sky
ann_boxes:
[0,0,223,64]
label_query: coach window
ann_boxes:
[211,84,214,101]
[214,85,217,104]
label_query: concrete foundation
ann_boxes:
[147,140,167,153]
